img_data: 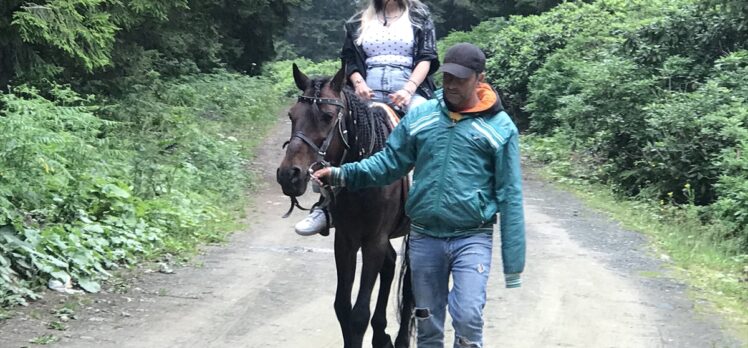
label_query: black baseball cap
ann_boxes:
[439,43,486,78]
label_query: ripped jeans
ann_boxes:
[408,231,493,348]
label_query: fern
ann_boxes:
[12,0,118,71]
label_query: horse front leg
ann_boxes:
[371,243,397,348]
[334,234,358,348]
[350,240,388,348]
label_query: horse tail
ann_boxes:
[395,233,415,347]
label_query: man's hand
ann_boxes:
[311,167,333,187]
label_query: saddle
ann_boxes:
[369,102,404,131]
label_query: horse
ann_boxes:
[276,63,414,348]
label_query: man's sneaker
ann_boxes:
[294,208,327,236]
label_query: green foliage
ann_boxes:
[279,0,358,61]
[263,59,340,96]
[447,0,748,253]
[481,1,623,129]
[1,0,301,90]
[12,0,117,72]
[29,334,59,345]
[636,54,748,209]
[429,0,566,34]
[0,72,283,306]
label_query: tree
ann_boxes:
[428,0,568,36]
[279,0,358,61]
[1,0,121,87]
[0,0,301,90]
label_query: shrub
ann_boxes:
[0,72,284,306]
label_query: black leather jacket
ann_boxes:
[340,4,439,99]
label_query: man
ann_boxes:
[312,43,525,348]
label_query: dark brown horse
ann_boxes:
[276,64,413,348]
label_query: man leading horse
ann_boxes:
[312,43,526,348]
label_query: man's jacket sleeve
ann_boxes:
[338,119,416,189]
[495,128,526,282]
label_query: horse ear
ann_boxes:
[330,67,346,94]
[292,63,310,91]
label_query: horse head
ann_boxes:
[276,63,348,197]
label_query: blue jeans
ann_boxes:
[408,231,493,348]
[366,65,427,112]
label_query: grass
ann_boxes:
[29,334,58,345]
[522,135,748,342]
[47,321,68,331]
[0,308,13,321]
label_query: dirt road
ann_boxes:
[1,117,744,348]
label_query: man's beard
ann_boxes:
[444,94,463,112]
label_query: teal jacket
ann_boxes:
[331,85,525,281]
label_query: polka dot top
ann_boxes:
[361,10,414,68]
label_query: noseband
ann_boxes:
[284,84,351,168]
[281,83,352,218]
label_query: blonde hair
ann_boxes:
[355,0,427,45]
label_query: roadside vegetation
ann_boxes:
[439,0,747,330]
[0,0,296,306]
[0,73,284,306]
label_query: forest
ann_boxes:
[0,0,745,322]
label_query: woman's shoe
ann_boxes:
[294,208,328,236]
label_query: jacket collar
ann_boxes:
[437,83,504,119]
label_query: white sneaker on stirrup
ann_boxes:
[294,207,327,236]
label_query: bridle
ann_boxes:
[286,94,350,164]
[281,83,352,218]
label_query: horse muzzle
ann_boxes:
[276,166,308,197]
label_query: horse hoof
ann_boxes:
[377,341,394,348]
[373,334,394,348]
[394,338,410,348]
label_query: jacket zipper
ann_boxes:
[435,117,457,214]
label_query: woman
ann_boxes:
[342,0,439,112]
[295,0,439,236]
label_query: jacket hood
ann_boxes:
[439,83,504,117]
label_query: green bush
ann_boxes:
[0,72,283,306]
[446,0,748,251]
[527,47,660,192]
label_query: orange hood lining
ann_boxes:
[459,83,497,114]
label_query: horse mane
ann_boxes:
[304,75,389,163]
[341,87,389,162]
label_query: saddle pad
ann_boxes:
[369,102,401,131]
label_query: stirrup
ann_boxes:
[315,205,332,236]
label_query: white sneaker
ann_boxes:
[294,208,327,236]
